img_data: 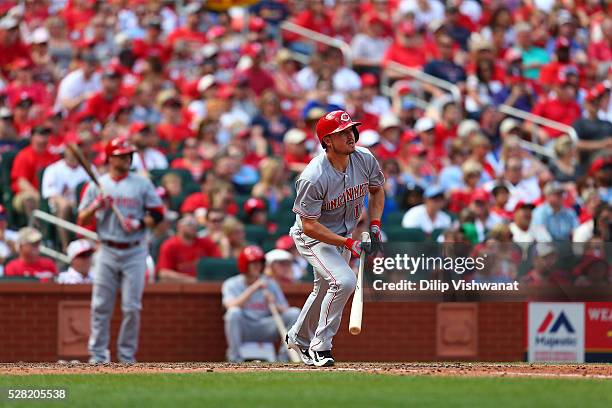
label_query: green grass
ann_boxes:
[1,372,611,408]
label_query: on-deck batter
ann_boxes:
[78,136,164,363]
[285,110,385,367]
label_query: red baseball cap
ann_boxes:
[129,121,150,135]
[589,156,612,175]
[555,37,571,50]
[586,83,608,102]
[275,235,294,251]
[248,16,266,32]
[360,73,378,87]
[471,189,490,204]
[398,21,416,36]
[244,197,266,215]
[208,25,226,41]
[64,131,83,145]
[514,200,535,212]
[12,58,32,70]
[408,143,427,156]
[243,42,263,57]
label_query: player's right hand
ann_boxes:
[344,238,363,258]
[92,194,114,211]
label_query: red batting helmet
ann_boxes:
[105,136,136,158]
[315,110,361,148]
[237,245,265,274]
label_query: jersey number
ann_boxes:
[354,203,362,220]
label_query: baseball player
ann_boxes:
[222,245,300,362]
[285,110,385,367]
[77,136,164,364]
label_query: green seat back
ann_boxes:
[197,257,239,281]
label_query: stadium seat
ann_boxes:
[384,226,426,242]
[197,257,239,281]
[384,211,405,226]
[244,224,268,244]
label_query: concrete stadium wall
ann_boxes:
[0,283,525,362]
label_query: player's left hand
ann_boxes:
[369,220,384,255]
[121,217,142,233]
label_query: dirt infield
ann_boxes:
[1,362,611,379]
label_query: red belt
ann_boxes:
[102,240,141,249]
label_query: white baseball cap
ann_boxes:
[31,27,50,44]
[265,249,293,264]
[379,113,401,130]
[414,117,435,133]
[197,74,216,93]
[357,129,381,147]
[283,128,307,144]
[457,119,480,138]
[67,239,94,261]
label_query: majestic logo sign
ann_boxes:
[528,303,584,363]
[537,311,575,334]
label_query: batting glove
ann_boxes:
[369,220,384,255]
[91,194,114,211]
[121,217,142,233]
[344,238,364,258]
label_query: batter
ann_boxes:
[78,136,164,363]
[285,110,385,367]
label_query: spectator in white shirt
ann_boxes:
[361,73,391,117]
[0,205,18,276]
[325,47,362,94]
[485,157,540,212]
[402,185,452,233]
[351,15,392,68]
[54,52,102,113]
[41,132,93,250]
[509,201,552,259]
[129,122,168,175]
[56,239,95,284]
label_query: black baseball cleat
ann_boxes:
[308,349,334,367]
[285,334,314,366]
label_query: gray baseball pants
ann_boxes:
[287,228,356,352]
[89,244,146,363]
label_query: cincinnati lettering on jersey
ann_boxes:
[322,183,368,211]
[113,196,140,209]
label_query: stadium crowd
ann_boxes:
[0,0,610,288]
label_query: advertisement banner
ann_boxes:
[585,302,612,351]
[528,303,584,363]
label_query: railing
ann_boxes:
[279,21,353,67]
[279,21,574,159]
[383,61,462,102]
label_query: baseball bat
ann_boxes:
[265,292,301,363]
[349,231,370,335]
[66,142,126,225]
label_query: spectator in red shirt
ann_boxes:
[171,137,211,182]
[0,15,31,75]
[11,94,37,137]
[156,94,194,152]
[4,227,57,282]
[282,128,311,173]
[181,171,239,216]
[532,72,582,142]
[375,113,402,160]
[81,68,122,123]
[290,0,334,37]
[242,43,276,97]
[588,18,612,63]
[5,58,50,109]
[434,100,461,150]
[132,16,169,63]
[10,125,60,217]
[383,21,427,74]
[166,2,207,50]
[157,214,221,283]
[520,243,571,286]
[539,37,577,90]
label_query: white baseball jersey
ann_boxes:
[292,146,385,237]
[78,172,162,242]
